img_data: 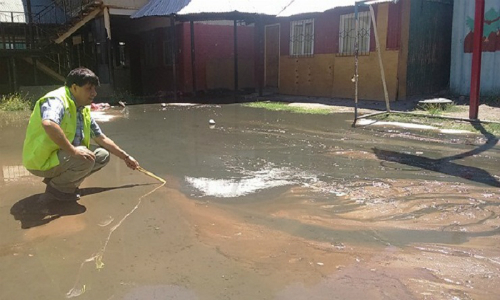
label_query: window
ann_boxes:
[339,11,370,55]
[289,19,314,56]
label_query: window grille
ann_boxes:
[339,11,371,56]
[289,19,314,56]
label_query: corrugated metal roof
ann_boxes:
[277,0,396,17]
[132,0,293,18]
[132,0,395,19]
[132,0,191,18]
[177,0,292,16]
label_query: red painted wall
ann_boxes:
[179,22,256,93]
[386,0,402,50]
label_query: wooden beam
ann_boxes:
[55,8,102,44]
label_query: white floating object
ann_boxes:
[209,119,216,125]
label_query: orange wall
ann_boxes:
[279,3,401,101]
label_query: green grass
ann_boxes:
[0,93,31,111]
[371,113,500,135]
[243,101,332,115]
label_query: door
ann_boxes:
[265,24,280,88]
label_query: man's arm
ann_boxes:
[93,134,139,170]
[42,120,96,161]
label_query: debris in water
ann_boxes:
[66,285,86,298]
[209,119,216,125]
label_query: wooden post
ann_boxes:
[369,5,390,112]
[256,17,264,97]
[26,0,34,49]
[233,19,239,93]
[12,58,18,92]
[170,16,178,101]
[33,57,39,85]
[190,20,197,96]
[469,0,485,120]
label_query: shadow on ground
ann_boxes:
[373,122,500,187]
[10,184,152,229]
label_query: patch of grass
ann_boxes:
[244,101,331,115]
[417,102,457,116]
[0,93,31,111]
[371,113,500,135]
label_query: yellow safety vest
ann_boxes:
[22,86,91,171]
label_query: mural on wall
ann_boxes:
[464,7,500,52]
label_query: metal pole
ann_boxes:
[469,0,485,120]
[190,20,197,96]
[369,5,390,112]
[233,19,239,93]
[354,3,360,122]
[170,16,177,101]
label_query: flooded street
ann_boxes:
[1,103,499,299]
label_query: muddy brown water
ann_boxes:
[1,104,499,300]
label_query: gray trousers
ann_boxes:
[29,145,110,193]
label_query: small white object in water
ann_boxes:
[161,103,167,107]
[209,119,215,125]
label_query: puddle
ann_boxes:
[1,103,499,299]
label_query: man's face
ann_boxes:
[70,83,97,107]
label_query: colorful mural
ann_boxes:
[464,8,500,52]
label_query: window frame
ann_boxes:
[289,19,315,57]
[338,11,371,56]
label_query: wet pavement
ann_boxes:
[1,103,499,300]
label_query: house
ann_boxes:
[271,0,454,101]
[129,0,293,97]
[450,0,500,96]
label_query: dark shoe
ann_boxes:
[45,184,80,202]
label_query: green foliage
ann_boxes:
[417,101,456,116]
[0,93,31,111]
[244,101,332,115]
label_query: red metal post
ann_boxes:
[469,0,485,120]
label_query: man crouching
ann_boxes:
[22,67,139,201]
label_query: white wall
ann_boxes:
[450,0,500,95]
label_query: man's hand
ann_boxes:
[73,147,96,161]
[124,155,139,170]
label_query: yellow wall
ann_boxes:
[279,3,400,101]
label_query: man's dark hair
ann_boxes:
[65,67,100,87]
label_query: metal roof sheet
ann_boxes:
[132,0,293,18]
[132,0,191,18]
[131,0,396,19]
[277,0,396,17]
